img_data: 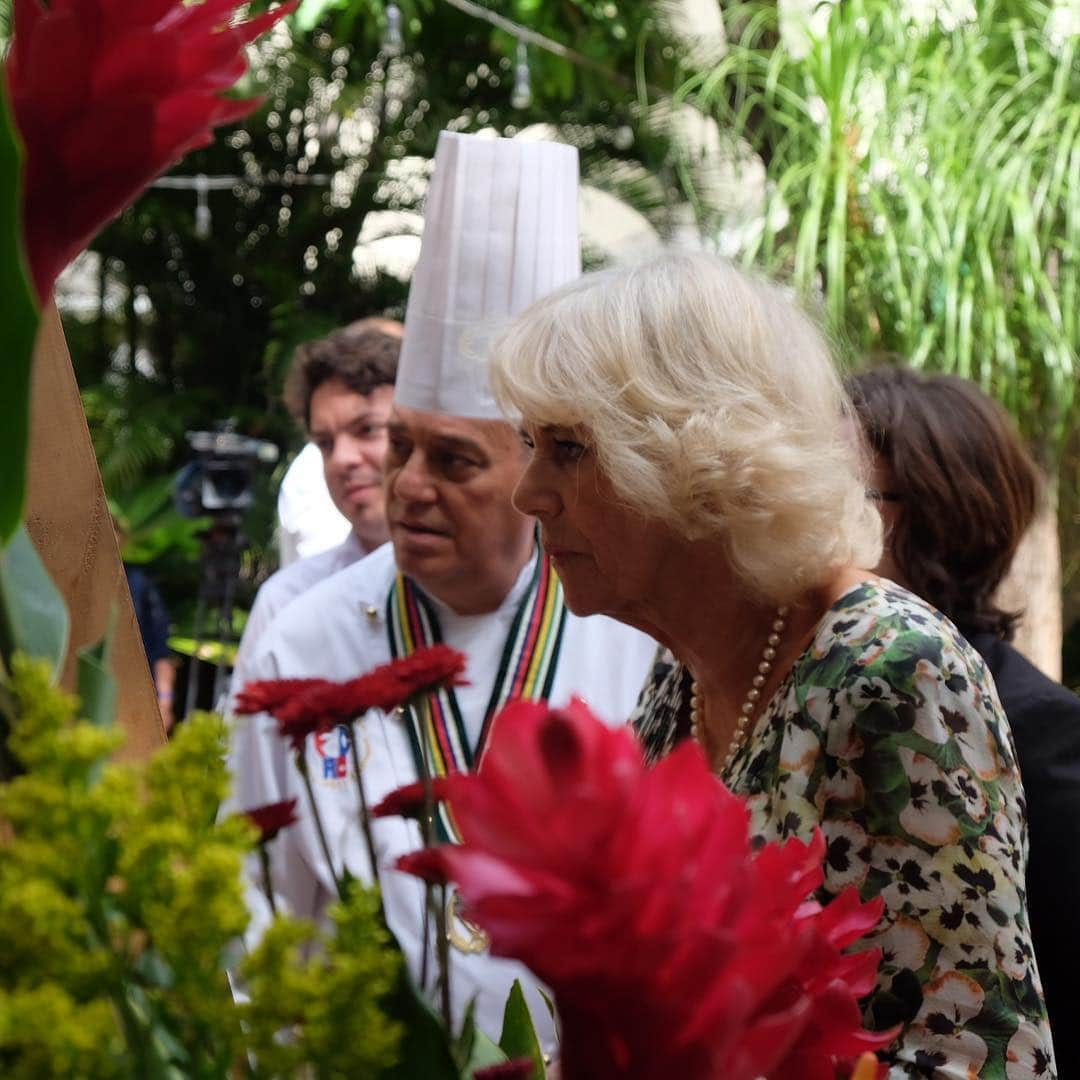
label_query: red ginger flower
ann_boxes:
[241,797,298,843]
[6,0,297,302]
[237,645,468,753]
[396,699,899,1080]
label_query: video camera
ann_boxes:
[174,422,279,518]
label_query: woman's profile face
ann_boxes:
[513,422,670,623]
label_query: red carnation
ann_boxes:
[6,0,297,302]
[241,797,298,844]
[265,646,466,728]
[233,677,334,716]
[398,699,898,1080]
[371,779,448,821]
[236,647,466,753]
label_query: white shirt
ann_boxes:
[224,542,657,1049]
[276,442,351,567]
[230,532,368,705]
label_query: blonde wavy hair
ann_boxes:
[489,251,882,604]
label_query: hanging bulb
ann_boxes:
[194,174,211,240]
[383,3,403,56]
[510,40,531,109]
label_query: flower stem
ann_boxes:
[257,843,278,916]
[348,719,382,893]
[436,882,453,1031]
[419,887,432,991]
[406,702,441,993]
[295,748,345,901]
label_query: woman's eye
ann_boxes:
[555,440,586,462]
[520,432,535,450]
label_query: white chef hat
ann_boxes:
[394,130,581,419]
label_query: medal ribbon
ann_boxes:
[387,551,566,843]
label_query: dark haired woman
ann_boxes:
[848,366,1080,1078]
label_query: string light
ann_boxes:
[149,2,674,231]
[510,40,531,109]
[383,3,403,56]
[194,174,212,239]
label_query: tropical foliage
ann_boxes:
[48,0,706,635]
[672,0,1080,679]
[679,0,1078,459]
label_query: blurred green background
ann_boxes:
[5,0,1077,686]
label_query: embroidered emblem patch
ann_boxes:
[315,724,351,780]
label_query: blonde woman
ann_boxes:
[489,253,1056,1078]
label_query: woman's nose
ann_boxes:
[513,458,559,521]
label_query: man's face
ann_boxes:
[309,378,395,549]
[384,405,536,614]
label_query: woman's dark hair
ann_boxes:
[283,317,402,428]
[847,366,1042,640]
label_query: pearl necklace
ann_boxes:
[690,605,790,774]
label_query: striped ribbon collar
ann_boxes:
[387,551,567,844]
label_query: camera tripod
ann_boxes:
[182,516,246,720]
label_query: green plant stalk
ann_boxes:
[0,74,41,544]
[295,747,345,901]
[257,842,278,916]
[348,716,382,894]
[411,700,449,1012]
[436,882,453,1035]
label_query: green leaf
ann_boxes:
[0,525,70,679]
[464,1029,508,1076]
[378,958,460,1079]
[293,0,351,32]
[458,999,507,1077]
[497,980,546,1079]
[0,71,41,544]
[76,613,117,730]
[167,635,238,667]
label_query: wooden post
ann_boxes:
[24,304,166,761]
[997,493,1064,682]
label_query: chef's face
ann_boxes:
[384,406,536,614]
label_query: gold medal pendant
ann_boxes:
[446,890,489,954]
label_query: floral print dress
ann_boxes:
[632,580,1057,1079]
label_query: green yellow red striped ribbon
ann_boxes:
[387,551,566,843]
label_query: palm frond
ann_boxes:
[675,0,1079,451]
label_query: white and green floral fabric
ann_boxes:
[634,580,1056,1079]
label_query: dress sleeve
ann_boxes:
[790,619,1056,1078]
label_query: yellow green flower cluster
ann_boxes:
[0,655,401,1079]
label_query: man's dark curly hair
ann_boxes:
[283,317,402,428]
[847,366,1042,640]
